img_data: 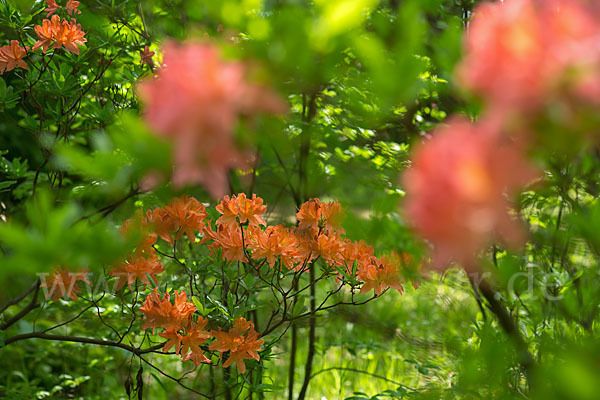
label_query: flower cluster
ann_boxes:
[403,0,600,271]
[147,195,208,244]
[202,195,420,295]
[137,42,287,198]
[458,0,600,114]
[0,41,29,74]
[41,266,90,301]
[139,289,216,366]
[0,0,86,75]
[116,194,418,302]
[139,288,197,332]
[404,118,538,271]
[45,0,81,17]
[109,195,207,289]
[45,193,418,372]
[209,317,264,374]
[139,289,263,371]
[32,14,87,55]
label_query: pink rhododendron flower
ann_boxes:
[137,41,287,198]
[140,45,155,68]
[403,118,538,271]
[457,0,600,112]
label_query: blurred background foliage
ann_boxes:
[1,0,600,399]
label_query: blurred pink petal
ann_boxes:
[458,0,600,112]
[137,41,287,197]
[403,117,539,271]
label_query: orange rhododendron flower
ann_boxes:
[41,266,91,301]
[313,233,344,265]
[358,254,404,296]
[51,18,87,54]
[296,199,345,235]
[44,0,61,17]
[146,195,207,244]
[249,225,299,269]
[163,195,208,243]
[159,327,182,354]
[33,15,87,55]
[109,252,164,291]
[457,0,600,112]
[209,317,263,374]
[33,17,58,53]
[137,42,287,198]
[216,193,267,227]
[159,318,213,365]
[0,41,29,74]
[337,239,375,274]
[139,288,197,332]
[403,118,538,271]
[180,318,213,365]
[204,223,248,263]
[119,210,158,257]
[292,229,319,270]
[65,0,81,15]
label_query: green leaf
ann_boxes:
[192,296,204,314]
[0,180,16,190]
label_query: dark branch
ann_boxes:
[0,279,40,315]
[3,332,164,355]
[0,282,41,331]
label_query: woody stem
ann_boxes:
[297,262,317,400]
[476,277,535,385]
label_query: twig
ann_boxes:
[3,332,164,355]
[0,280,40,315]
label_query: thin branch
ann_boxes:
[0,283,41,331]
[0,279,40,315]
[477,279,535,382]
[3,332,164,355]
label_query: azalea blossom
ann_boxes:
[44,0,61,17]
[209,317,264,374]
[337,239,374,275]
[457,0,600,113]
[249,224,299,269]
[140,45,155,68]
[358,254,405,296]
[180,319,213,365]
[65,0,81,15]
[296,198,345,235]
[137,42,287,198]
[139,288,197,332]
[51,18,87,54]
[204,223,248,263]
[33,17,59,53]
[41,266,90,301]
[32,15,87,55]
[403,118,538,271]
[215,193,267,227]
[109,252,164,291]
[159,327,183,354]
[145,195,207,244]
[0,41,29,74]
[313,232,344,265]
